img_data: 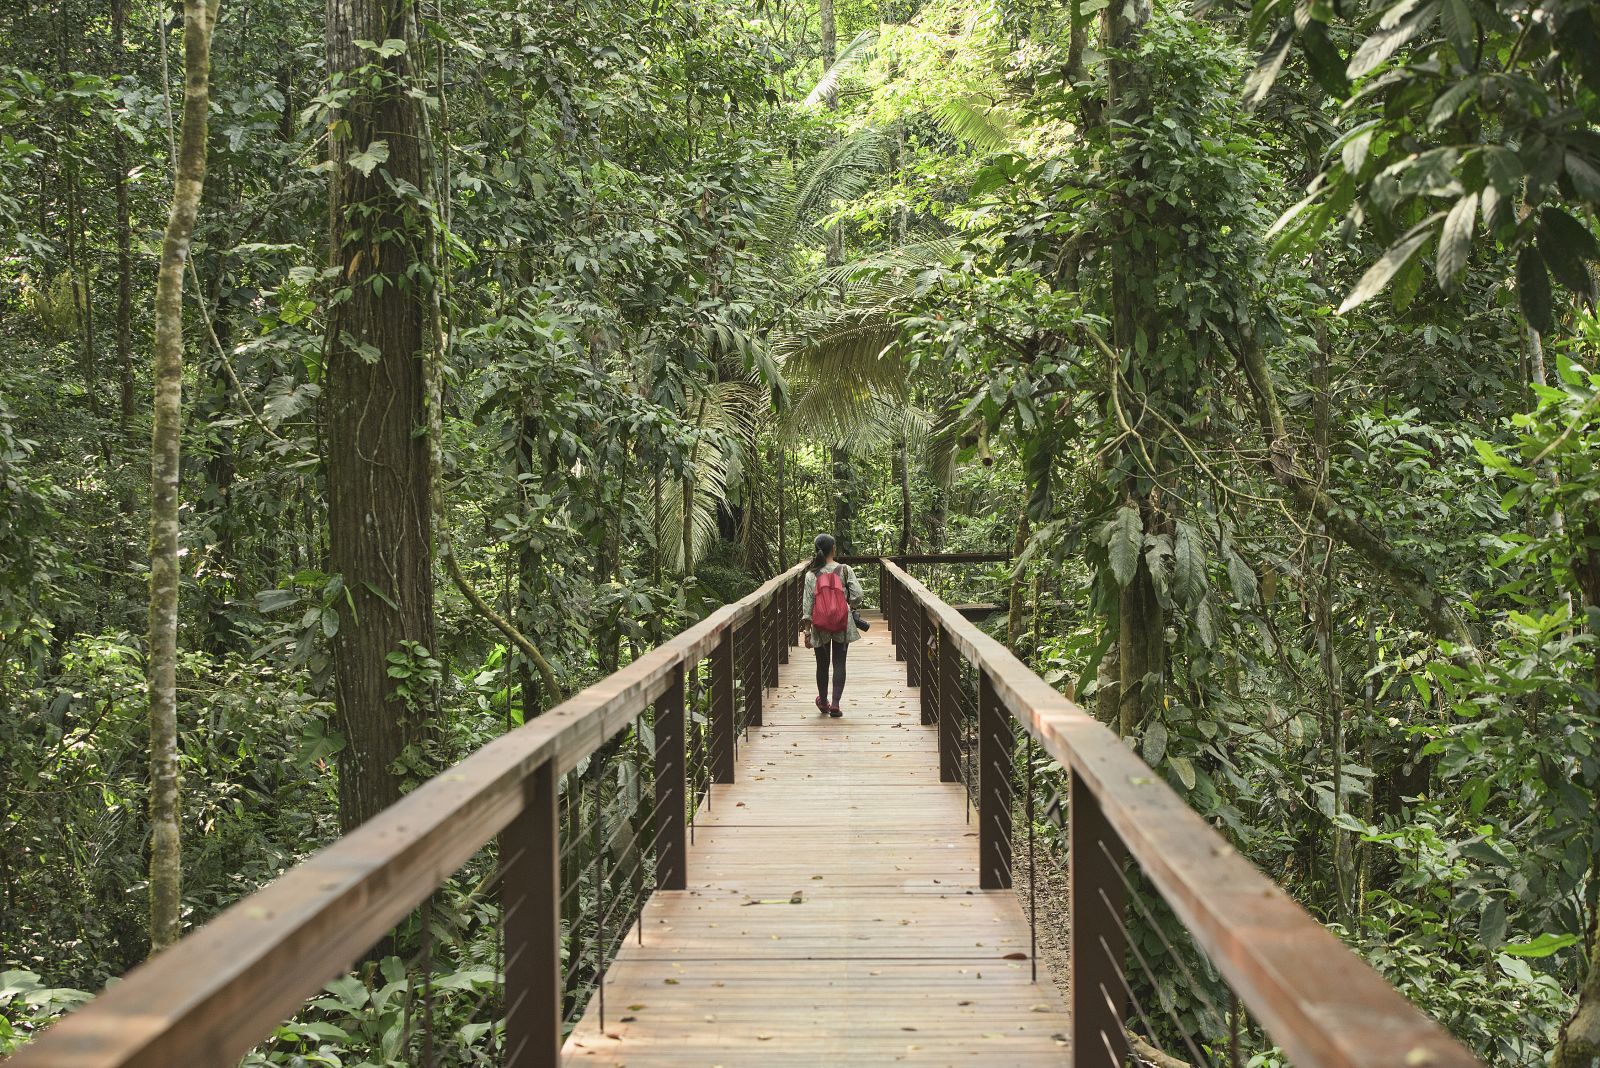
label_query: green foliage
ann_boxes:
[6,0,1600,1059]
[1251,0,1600,328]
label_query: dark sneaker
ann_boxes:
[828,705,843,718]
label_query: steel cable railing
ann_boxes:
[10,564,808,1068]
[879,560,1481,1068]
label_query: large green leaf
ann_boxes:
[1500,933,1581,958]
[1244,23,1295,106]
[1226,547,1258,605]
[1338,222,1437,312]
[1435,191,1478,287]
[1172,521,1207,607]
[1346,1,1440,79]
[1106,504,1143,588]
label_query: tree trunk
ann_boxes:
[146,0,219,955]
[323,0,438,832]
[928,482,947,551]
[777,445,787,567]
[1554,510,1600,1067]
[896,431,912,555]
[1104,0,1161,740]
[113,0,136,430]
[516,412,547,716]
[64,160,101,419]
[1556,926,1600,1068]
[818,0,837,86]
[831,446,855,554]
[1005,510,1029,652]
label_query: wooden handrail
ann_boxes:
[879,561,1481,1068]
[14,557,1482,1068]
[837,552,1011,565]
[9,563,808,1068]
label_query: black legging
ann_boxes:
[814,641,848,705]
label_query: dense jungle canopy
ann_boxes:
[3,0,1600,1061]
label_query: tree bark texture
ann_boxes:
[146,0,218,955]
[323,0,438,832]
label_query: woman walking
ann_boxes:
[801,533,864,718]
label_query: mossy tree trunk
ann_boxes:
[146,0,219,954]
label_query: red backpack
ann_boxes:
[813,568,850,632]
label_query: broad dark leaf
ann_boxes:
[1439,0,1475,62]
[1537,205,1600,301]
[1516,245,1556,334]
[1106,504,1143,588]
[1565,153,1600,202]
[1299,25,1350,97]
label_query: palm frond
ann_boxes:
[837,395,936,456]
[930,94,1016,153]
[803,29,881,108]
[657,381,766,574]
[767,127,892,251]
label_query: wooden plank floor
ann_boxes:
[563,611,1072,1066]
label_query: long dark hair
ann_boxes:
[809,533,836,573]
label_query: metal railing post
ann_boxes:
[712,625,736,783]
[892,572,905,662]
[881,560,892,627]
[905,596,920,686]
[938,624,961,782]
[768,588,780,661]
[919,609,935,726]
[749,609,764,728]
[503,758,561,1068]
[655,666,687,890]
[978,669,1012,890]
[1071,770,1129,1067]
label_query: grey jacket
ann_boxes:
[802,562,864,645]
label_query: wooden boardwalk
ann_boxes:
[564,612,1072,1066]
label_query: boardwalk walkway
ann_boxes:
[564,610,1072,1066]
